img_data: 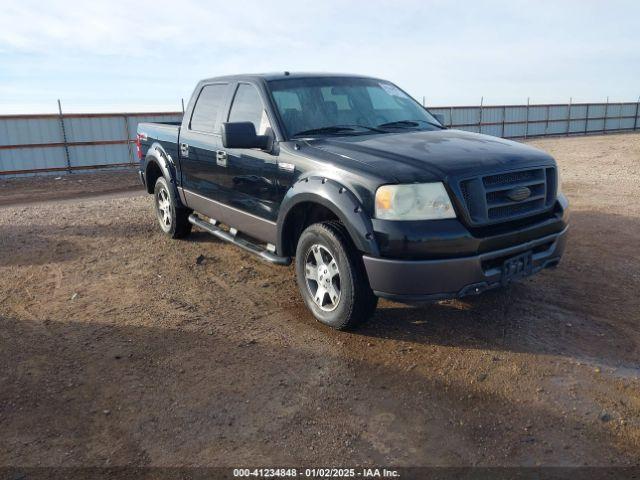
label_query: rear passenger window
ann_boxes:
[190,84,227,133]
[228,84,271,135]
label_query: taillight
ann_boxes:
[135,133,144,160]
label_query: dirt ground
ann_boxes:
[0,169,142,207]
[0,133,639,468]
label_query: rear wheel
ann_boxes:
[295,221,377,330]
[154,176,192,238]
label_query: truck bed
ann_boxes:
[137,121,182,173]
[137,121,181,144]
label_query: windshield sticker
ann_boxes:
[379,83,406,97]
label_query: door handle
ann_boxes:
[216,150,228,167]
[180,143,189,157]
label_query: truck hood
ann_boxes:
[306,129,555,183]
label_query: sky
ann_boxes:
[0,0,639,113]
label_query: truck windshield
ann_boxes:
[267,77,443,139]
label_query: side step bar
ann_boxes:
[188,214,291,266]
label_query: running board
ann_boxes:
[188,214,291,266]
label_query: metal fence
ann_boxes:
[429,100,640,138]
[0,111,182,176]
[1,100,639,176]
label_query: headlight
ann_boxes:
[375,182,456,220]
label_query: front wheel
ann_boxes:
[154,176,192,239]
[295,221,378,330]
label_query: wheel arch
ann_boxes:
[143,143,186,208]
[276,176,379,257]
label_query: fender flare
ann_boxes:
[276,176,379,256]
[143,143,186,208]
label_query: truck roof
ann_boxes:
[199,72,382,83]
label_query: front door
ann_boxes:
[217,83,280,222]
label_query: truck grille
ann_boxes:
[458,167,557,225]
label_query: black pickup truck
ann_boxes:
[137,73,569,329]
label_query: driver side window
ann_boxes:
[228,84,271,135]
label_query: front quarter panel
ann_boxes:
[277,176,380,256]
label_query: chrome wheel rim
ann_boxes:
[305,244,341,312]
[156,187,172,231]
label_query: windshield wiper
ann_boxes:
[292,124,385,138]
[377,119,445,130]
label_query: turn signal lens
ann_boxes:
[375,186,394,211]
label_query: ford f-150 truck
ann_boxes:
[137,73,569,330]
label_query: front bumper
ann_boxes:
[363,225,568,302]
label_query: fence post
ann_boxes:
[524,97,530,139]
[449,106,453,128]
[584,103,590,135]
[478,96,483,134]
[501,104,506,138]
[566,97,572,136]
[603,97,608,134]
[123,114,134,164]
[57,99,72,174]
[545,104,550,135]
[634,96,639,131]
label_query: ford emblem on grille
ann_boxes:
[506,186,531,202]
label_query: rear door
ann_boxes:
[178,82,231,202]
[217,82,280,222]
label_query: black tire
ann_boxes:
[295,221,378,330]
[153,176,192,239]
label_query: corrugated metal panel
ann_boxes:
[65,116,126,143]
[503,123,527,138]
[67,143,129,167]
[588,104,606,118]
[0,117,62,146]
[480,107,504,124]
[1,146,68,173]
[548,121,568,135]
[527,106,548,122]
[620,103,637,116]
[568,119,586,134]
[548,105,569,121]
[480,124,503,137]
[505,106,528,122]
